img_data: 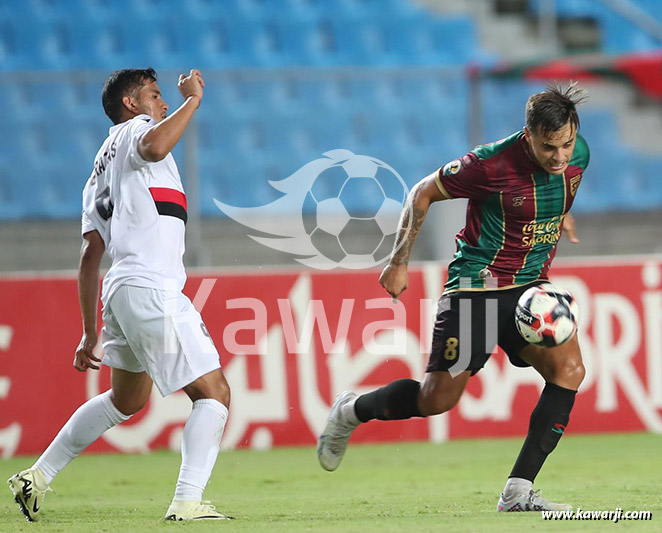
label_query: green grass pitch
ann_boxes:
[1,433,659,532]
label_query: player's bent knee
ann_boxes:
[111,394,149,416]
[419,392,461,416]
[552,358,585,390]
[184,369,231,406]
[418,370,469,416]
[217,379,231,407]
[565,359,585,388]
[215,371,231,406]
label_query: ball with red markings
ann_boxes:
[515,283,579,347]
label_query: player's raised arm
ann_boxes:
[74,230,105,372]
[379,172,449,299]
[138,69,205,162]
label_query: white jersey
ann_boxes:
[81,114,187,306]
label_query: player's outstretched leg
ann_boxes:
[7,388,133,522]
[317,391,360,471]
[318,378,434,471]
[7,467,52,522]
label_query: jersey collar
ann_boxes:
[108,114,154,134]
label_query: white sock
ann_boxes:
[341,397,360,426]
[174,399,228,502]
[34,390,131,484]
[503,477,533,498]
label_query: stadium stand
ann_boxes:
[0,0,660,221]
[528,0,662,54]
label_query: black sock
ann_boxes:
[354,379,423,422]
[509,382,577,482]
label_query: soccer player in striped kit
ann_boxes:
[318,83,588,512]
[9,69,233,521]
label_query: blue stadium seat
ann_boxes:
[482,80,547,141]
[69,0,128,20]
[200,155,288,215]
[571,173,608,213]
[308,0,419,18]
[391,76,468,114]
[295,77,346,111]
[631,155,662,210]
[573,149,631,213]
[0,118,22,160]
[276,16,336,66]
[532,0,662,22]
[600,11,660,54]
[638,0,662,19]
[386,15,478,66]
[577,110,618,150]
[198,116,238,157]
[0,156,29,219]
[66,20,134,70]
[0,0,658,220]
[0,18,23,71]
[529,0,662,54]
[304,112,354,153]
[529,0,593,17]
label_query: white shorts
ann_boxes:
[101,285,221,396]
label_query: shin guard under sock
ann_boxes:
[509,382,576,482]
[34,390,131,484]
[354,379,423,422]
[174,399,228,501]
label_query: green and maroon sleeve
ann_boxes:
[570,133,590,170]
[435,152,491,200]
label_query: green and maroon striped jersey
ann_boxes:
[435,130,589,293]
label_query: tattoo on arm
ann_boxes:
[391,202,426,266]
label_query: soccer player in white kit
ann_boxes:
[8,68,233,521]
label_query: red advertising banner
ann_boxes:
[0,257,661,457]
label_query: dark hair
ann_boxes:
[101,68,157,124]
[525,82,588,136]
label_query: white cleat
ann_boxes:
[164,499,235,521]
[7,467,51,522]
[317,390,359,472]
[497,488,573,512]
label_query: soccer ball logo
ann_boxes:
[515,283,579,347]
[214,149,410,270]
[303,157,408,268]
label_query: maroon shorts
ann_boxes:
[427,283,543,375]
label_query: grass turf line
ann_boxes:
[1,433,660,532]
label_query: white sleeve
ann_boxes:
[81,210,98,236]
[127,116,154,170]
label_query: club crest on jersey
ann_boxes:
[570,174,582,196]
[443,159,462,175]
[512,196,526,207]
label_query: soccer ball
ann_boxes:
[302,155,408,268]
[515,283,579,347]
